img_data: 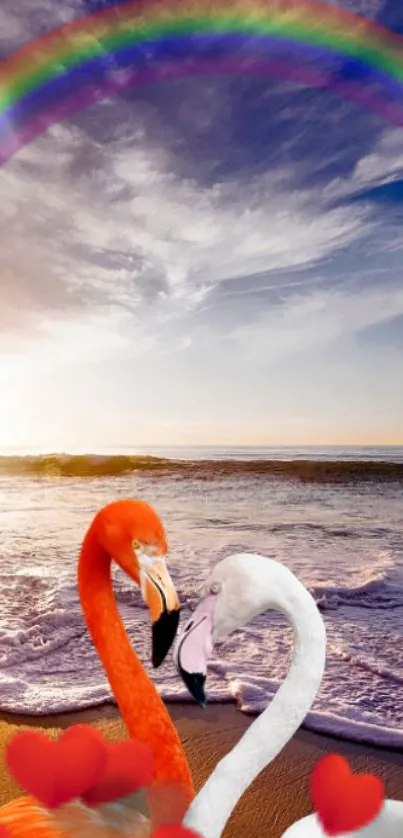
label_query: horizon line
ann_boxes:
[1,442,403,455]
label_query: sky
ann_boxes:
[0,0,403,452]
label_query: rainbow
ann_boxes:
[1,0,403,165]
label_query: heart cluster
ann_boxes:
[6,723,154,810]
[311,753,385,835]
[3,724,202,838]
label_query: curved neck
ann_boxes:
[183,576,326,838]
[78,529,194,810]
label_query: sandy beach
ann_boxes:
[1,703,403,836]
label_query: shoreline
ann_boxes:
[1,703,403,836]
[2,699,403,752]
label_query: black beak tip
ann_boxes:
[179,667,207,708]
[152,608,180,668]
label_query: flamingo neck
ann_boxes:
[183,572,326,838]
[78,529,194,808]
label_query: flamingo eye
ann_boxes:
[132,539,141,551]
[210,582,221,595]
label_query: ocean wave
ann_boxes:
[269,522,394,539]
[1,572,403,748]
[1,453,403,482]
[314,573,403,610]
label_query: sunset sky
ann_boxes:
[0,0,402,452]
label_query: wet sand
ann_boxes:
[1,703,403,836]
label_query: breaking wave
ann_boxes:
[1,453,403,482]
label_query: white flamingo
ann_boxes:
[174,553,403,838]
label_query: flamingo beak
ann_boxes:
[174,594,215,708]
[139,557,181,668]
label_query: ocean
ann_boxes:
[1,445,403,750]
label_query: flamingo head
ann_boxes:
[174,553,274,706]
[94,499,180,668]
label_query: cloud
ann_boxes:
[0,0,87,58]
[0,105,375,349]
[352,128,403,186]
[76,144,371,294]
[322,127,403,202]
[222,282,403,361]
[324,0,385,18]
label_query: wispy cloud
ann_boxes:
[0,111,377,342]
[223,283,403,361]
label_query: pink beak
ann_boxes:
[174,594,216,707]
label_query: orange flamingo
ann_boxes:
[0,499,194,837]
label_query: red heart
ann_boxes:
[82,738,154,806]
[54,725,109,806]
[6,724,108,809]
[311,753,385,835]
[6,731,58,809]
